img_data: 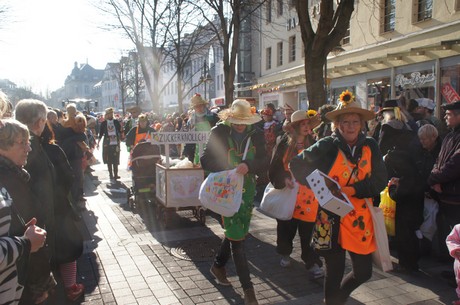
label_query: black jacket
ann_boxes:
[200,123,268,176]
[290,131,387,200]
[428,125,460,204]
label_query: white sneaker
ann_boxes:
[280,256,291,268]
[308,263,324,279]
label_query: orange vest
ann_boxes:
[328,147,376,254]
[283,148,319,222]
[134,127,152,146]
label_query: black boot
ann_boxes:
[114,165,120,180]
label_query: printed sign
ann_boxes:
[441,83,460,104]
[150,132,209,144]
[395,72,435,88]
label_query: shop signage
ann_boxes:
[150,131,209,144]
[395,72,435,87]
[441,83,460,104]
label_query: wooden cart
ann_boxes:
[151,131,209,228]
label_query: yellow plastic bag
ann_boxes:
[379,187,396,236]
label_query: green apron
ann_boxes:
[222,135,256,240]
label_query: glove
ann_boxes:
[341,186,356,198]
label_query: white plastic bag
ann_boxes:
[260,182,299,220]
[420,197,439,241]
[199,168,244,217]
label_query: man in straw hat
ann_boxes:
[182,93,218,164]
[200,99,267,305]
[290,90,387,305]
[124,105,142,142]
[97,107,123,180]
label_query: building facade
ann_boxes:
[256,0,460,115]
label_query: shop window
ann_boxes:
[340,27,350,46]
[266,47,272,70]
[277,0,283,16]
[277,42,283,66]
[289,35,296,62]
[380,0,395,33]
[266,0,272,23]
[412,0,432,23]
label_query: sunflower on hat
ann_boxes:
[339,90,355,106]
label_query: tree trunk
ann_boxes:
[304,53,326,111]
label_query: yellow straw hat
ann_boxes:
[218,99,261,125]
[325,90,375,121]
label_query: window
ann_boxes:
[413,0,432,22]
[340,27,350,45]
[266,47,272,70]
[266,0,272,23]
[277,42,283,66]
[277,0,283,16]
[289,36,296,62]
[381,0,395,33]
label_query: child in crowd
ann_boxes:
[446,224,460,305]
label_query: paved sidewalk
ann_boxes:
[49,147,457,305]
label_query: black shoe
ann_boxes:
[114,176,120,180]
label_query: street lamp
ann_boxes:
[200,59,212,101]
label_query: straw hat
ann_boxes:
[218,99,262,125]
[290,109,321,129]
[326,90,375,121]
[190,93,208,108]
[127,105,141,113]
[138,114,148,122]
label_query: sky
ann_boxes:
[0,0,133,94]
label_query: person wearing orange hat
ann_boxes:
[269,109,324,279]
[290,90,387,305]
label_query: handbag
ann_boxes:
[54,209,84,264]
[260,182,299,220]
[199,139,250,217]
[366,199,393,272]
[419,196,439,241]
[379,186,396,236]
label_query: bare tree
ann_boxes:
[295,0,355,110]
[102,0,172,113]
[164,0,207,112]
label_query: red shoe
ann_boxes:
[66,283,84,301]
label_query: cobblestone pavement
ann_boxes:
[48,145,457,305]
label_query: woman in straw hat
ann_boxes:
[269,109,325,278]
[97,108,122,180]
[201,99,267,305]
[290,91,387,305]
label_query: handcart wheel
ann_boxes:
[128,196,135,210]
[198,208,206,225]
[126,188,132,206]
[159,209,168,230]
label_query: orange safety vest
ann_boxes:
[283,148,318,222]
[328,147,376,254]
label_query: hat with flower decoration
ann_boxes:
[290,109,321,129]
[190,93,209,108]
[218,99,262,125]
[326,90,375,121]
